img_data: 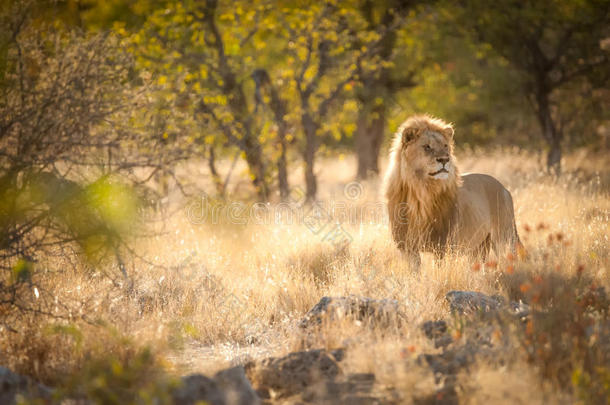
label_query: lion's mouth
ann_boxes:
[429,168,449,176]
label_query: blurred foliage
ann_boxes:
[447,0,609,171]
[56,344,177,404]
[390,17,529,147]
[122,0,407,198]
[501,268,610,404]
[0,1,187,322]
[0,13,136,270]
[6,0,606,196]
[5,320,178,404]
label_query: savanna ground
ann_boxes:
[3,147,609,404]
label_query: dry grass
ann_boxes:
[1,147,608,403]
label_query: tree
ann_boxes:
[130,0,427,201]
[252,68,291,200]
[0,3,179,317]
[130,0,283,200]
[353,0,420,179]
[271,1,395,199]
[454,0,610,173]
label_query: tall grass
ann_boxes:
[1,148,608,403]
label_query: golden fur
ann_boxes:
[383,115,520,266]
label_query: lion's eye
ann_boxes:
[423,145,431,151]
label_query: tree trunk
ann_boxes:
[302,113,318,201]
[547,137,562,174]
[243,137,269,201]
[356,102,385,179]
[277,129,289,200]
[354,4,399,180]
[535,89,562,175]
[252,69,290,201]
[207,145,225,196]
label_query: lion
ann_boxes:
[382,115,521,270]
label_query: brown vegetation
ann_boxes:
[1,149,608,403]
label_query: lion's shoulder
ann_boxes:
[460,173,510,197]
[456,173,513,225]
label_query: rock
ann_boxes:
[329,348,345,362]
[300,296,404,329]
[0,367,52,405]
[446,290,531,320]
[422,320,453,349]
[422,320,448,339]
[415,341,476,405]
[445,291,505,315]
[342,395,390,405]
[172,374,226,405]
[415,292,534,405]
[244,350,397,403]
[301,372,394,404]
[434,335,454,349]
[174,365,261,405]
[507,300,531,320]
[347,372,376,387]
[213,366,260,405]
[413,385,458,405]
[420,343,477,379]
[244,349,342,399]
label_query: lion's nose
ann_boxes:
[437,157,450,165]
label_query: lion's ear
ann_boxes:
[402,127,421,144]
[442,126,454,139]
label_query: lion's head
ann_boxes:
[383,115,461,234]
[393,115,458,187]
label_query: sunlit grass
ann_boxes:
[2,148,608,402]
[139,147,608,350]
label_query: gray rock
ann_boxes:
[173,374,226,405]
[413,385,458,405]
[508,300,531,320]
[445,291,505,315]
[0,366,52,405]
[174,366,262,405]
[446,290,531,320]
[422,320,453,349]
[416,291,534,405]
[244,349,342,399]
[422,320,448,339]
[420,343,477,378]
[214,366,260,405]
[300,296,404,329]
[244,349,400,403]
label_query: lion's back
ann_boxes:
[460,173,513,212]
[456,173,517,249]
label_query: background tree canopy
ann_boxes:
[12,0,605,200]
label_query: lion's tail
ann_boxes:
[513,222,527,259]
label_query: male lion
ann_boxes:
[382,115,520,270]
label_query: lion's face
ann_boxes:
[384,115,459,205]
[401,128,456,183]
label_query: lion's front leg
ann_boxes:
[402,249,421,272]
[392,228,421,272]
[388,202,420,271]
